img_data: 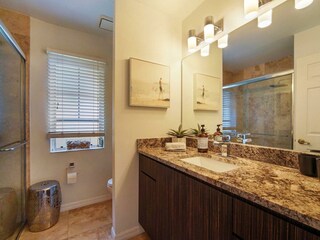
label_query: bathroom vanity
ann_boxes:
[137,138,320,240]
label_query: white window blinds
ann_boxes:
[222,90,236,128]
[47,50,105,138]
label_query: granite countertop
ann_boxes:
[138,146,320,231]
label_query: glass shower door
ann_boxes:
[223,74,293,149]
[0,22,26,240]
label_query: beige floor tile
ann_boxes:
[20,212,69,240]
[129,233,151,240]
[97,223,113,240]
[68,229,99,240]
[69,200,112,226]
[19,200,148,240]
[68,217,108,237]
[68,201,112,237]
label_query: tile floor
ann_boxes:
[20,200,150,240]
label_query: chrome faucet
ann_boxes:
[236,133,252,144]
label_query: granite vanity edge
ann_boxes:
[137,148,320,232]
[137,137,320,169]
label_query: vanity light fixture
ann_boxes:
[188,29,197,53]
[258,9,272,28]
[204,16,214,43]
[295,0,313,9]
[187,17,224,56]
[218,34,228,48]
[244,0,259,19]
[200,44,210,57]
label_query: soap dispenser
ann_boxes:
[198,124,208,153]
[213,124,222,138]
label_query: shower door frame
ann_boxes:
[0,20,27,239]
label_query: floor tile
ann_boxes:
[19,200,149,240]
[68,229,99,240]
[20,212,69,240]
[97,223,113,240]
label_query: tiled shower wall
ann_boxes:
[224,74,293,149]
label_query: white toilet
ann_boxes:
[107,178,112,193]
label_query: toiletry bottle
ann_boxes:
[213,124,222,137]
[221,144,229,157]
[198,124,208,153]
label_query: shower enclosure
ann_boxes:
[223,72,293,149]
[0,21,26,239]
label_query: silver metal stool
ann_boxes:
[27,180,61,232]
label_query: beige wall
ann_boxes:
[294,25,320,59]
[30,18,113,209]
[113,0,181,237]
[182,42,222,132]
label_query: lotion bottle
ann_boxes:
[198,124,208,153]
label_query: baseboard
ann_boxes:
[60,194,111,212]
[111,225,144,240]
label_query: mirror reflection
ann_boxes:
[182,0,320,150]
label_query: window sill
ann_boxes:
[50,146,104,153]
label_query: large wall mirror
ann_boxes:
[182,0,320,151]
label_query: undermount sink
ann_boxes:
[181,156,239,173]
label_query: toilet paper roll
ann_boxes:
[67,172,77,184]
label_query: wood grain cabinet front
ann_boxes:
[139,154,320,240]
[139,154,232,240]
[233,198,320,240]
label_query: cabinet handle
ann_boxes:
[298,139,310,145]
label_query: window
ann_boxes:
[47,50,105,152]
[222,89,236,129]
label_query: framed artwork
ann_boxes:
[129,58,170,108]
[194,73,221,111]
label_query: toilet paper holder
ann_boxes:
[67,163,77,184]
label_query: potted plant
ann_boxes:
[167,124,190,143]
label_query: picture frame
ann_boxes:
[129,58,170,108]
[193,73,221,111]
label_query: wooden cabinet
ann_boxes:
[139,154,233,240]
[233,198,320,240]
[233,198,288,240]
[139,154,171,240]
[170,169,211,240]
[210,188,233,239]
[139,154,320,240]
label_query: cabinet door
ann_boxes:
[233,198,288,240]
[139,155,173,240]
[156,162,173,240]
[288,224,320,240]
[211,188,233,240]
[170,171,211,240]
[139,171,157,239]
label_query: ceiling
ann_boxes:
[135,0,206,21]
[0,0,114,36]
[223,0,320,72]
[0,0,205,36]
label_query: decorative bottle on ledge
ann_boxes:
[198,124,208,153]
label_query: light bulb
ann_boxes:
[218,34,228,48]
[258,9,272,28]
[244,0,259,19]
[204,16,214,43]
[188,29,197,53]
[201,44,210,57]
[295,0,313,9]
